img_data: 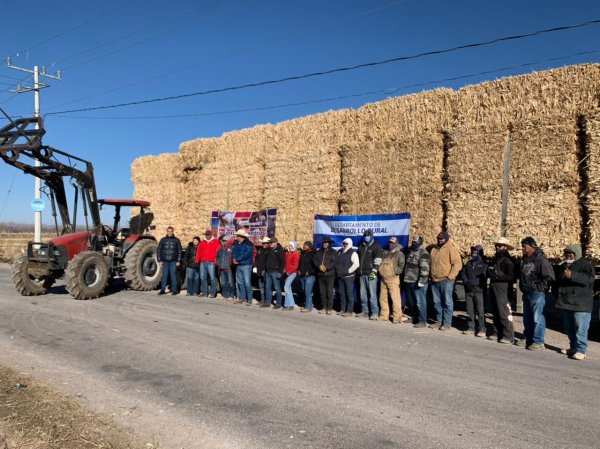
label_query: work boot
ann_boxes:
[527,343,545,351]
[571,352,586,360]
[377,316,389,322]
[428,323,440,329]
[498,338,512,344]
[413,322,426,328]
[462,329,475,336]
[354,312,368,318]
[439,325,451,331]
[326,309,333,315]
[301,308,312,313]
[273,304,282,310]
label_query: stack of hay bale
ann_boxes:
[339,88,455,245]
[586,110,600,260]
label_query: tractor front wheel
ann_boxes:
[65,251,109,300]
[124,239,161,291]
[11,253,55,296]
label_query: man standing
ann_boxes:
[487,237,516,343]
[157,226,182,296]
[519,236,555,350]
[336,238,359,317]
[216,235,235,299]
[184,236,200,296]
[314,237,338,315]
[461,245,487,336]
[429,231,462,331]
[232,229,254,305]
[378,237,406,324]
[265,237,286,309]
[356,229,383,320]
[254,237,271,307]
[555,244,594,360]
[404,235,430,328]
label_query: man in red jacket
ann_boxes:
[196,229,221,298]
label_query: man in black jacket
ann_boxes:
[487,237,516,343]
[299,241,317,312]
[157,226,182,295]
[356,229,383,319]
[265,238,286,309]
[461,245,487,336]
[254,237,271,307]
[519,236,555,350]
[184,236,200,296]
[314,237,338,314]
[555,244,595,360]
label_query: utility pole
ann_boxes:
[7,58,61,242]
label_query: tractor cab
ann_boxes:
[98,199,154,240]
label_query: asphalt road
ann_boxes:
[0,266,598,449]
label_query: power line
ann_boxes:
[6,0,139,61]
[45,49,600,121]
[45,18,600,117]
[45,0,410,112]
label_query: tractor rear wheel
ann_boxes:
[65,251,109,300]
[124,239,161,291]
[11,253,55,296]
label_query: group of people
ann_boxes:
[156,226,596,361]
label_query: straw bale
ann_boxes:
[456,64,600,129]
[263,145,340,244]
[586,110,600,260]
[339,138,444,244]
[131,153,185,235]
[504,122,580,259]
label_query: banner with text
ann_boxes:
[313,212,411,249]
[211,209,277,245]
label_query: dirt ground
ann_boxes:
[0,366,156,449]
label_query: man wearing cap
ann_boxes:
[554,244,594,360]
[429,231,462,331]
[519,236,555,350]
[254,236,271,307]
[232,229,254,304]
[184,236,201,296]
[404,235,430,327]
[216,235,235,300]
[377,237,406,324]
[313,237,338,314]
[356,229,383,319]
[336,238,359,317]
[461,245,487,336]
[487,237,517,343]
[265,237,286,309]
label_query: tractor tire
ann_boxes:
[65,251,109,300]
[11,253,55,296]
[124,239,161,291]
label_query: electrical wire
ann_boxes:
[46,50,600,120]
[0,172,18,222]
[45,18,600,117]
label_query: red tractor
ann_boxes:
[0,112,161,299]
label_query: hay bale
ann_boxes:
[131,153,185,236]
[586,111,600,260]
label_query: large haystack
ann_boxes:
[447,64,600,257]
[339,89,455,244]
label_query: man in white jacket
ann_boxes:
[336,238,360,317]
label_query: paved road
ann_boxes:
[0,266,598,449]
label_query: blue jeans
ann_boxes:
[161,261,178,293]
[562,310,591,354]
[406,282,428,324]
[338,276,355,313]
[431,279,455,326]
[185,267,200,295]
[265,271,283,306]
[284,273,297,307]
[200,262,217,297]
[301,275,315,309]
[359,275,379,316]
[236,264,253,302]
[523,291,546,345]
[219,270,235,298]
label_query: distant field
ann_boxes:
[0,233,53,262]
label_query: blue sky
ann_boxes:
[0,0,599,224]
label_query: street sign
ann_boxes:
[31,198,45,212]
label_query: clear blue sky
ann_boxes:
[0,0,599,224]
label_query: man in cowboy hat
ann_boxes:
[487,237,517,343]
[232,229,254,304]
